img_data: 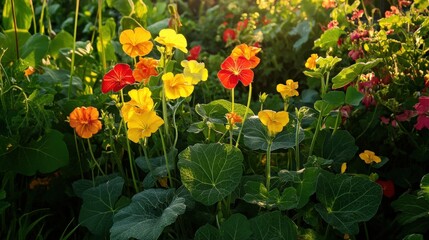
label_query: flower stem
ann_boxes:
[97,0,106,73]
[309,111,323,157]
[294,118,301,171]
[159,129,174,187]
[74,132,84,179]
[68,0,80,99]
[87,138,105,175]
[142,138,154,173]
[235,83,252,147]
[266,139,273,191]
[162,83,171,144]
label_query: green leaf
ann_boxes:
[195,102,228,124]
[242,116,304,151]
[314,28,345,50]
[2,0,32,30]
[178,143,243,206]
[48,30,74,59]
[278,167,320,209]
[0,130,69,176]
[0,190,10,214]
[322,91,345,107]
[315,171,382,234]
[79,176,124,236]
[250,211,297,240]
[72,174,120,199]
[332,59,382,89]
[97,18,117,62]
[392,193,429,225]
[345,87,364,106]
[403,234,424,240]
[110,189,186,240]
[194,224,221,240]
[317,56,342,71]
[107,0,133,16]
[313,130,358,164]
[0,30,31,64]
[314,100,336,116]
[38,67,83,96]
[303,70,324,79]
[135,149,177,188]
[243,181,297,210]
[220,214,252,240]
[21,33,50,66]
[420,174,429,201]
[209,99,255,118]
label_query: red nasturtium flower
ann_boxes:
[376,179,395,198]
[187,45,201,61]
[133,57,159,84]
[223,28,236,43]
[217,56,254,89]
[69,106,102,138]
[102,63,135,93]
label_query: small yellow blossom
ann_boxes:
[181,60,208,84]
[258,110,289,136]
[121,88,154,122]
[341,162,347,174]
[359,150,382,164]
[162,72,194,100]
[127,110,164,143]
[119,27,153,58]
[305,53,318,70]
[276,79,299,99]
[155,29,188,54]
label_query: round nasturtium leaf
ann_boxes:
[178,143,243,206]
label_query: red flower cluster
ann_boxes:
[414,96,429,130]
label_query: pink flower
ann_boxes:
[327,20,339,29]
[380,116,390,125]
[415,115,429,130]
[395,110,417,122]
[414,96,429,130]
[348,49,364,61]
[385,6,400,18]
[351,10,364,21]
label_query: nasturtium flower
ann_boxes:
[181,60,208,85]
[223,28,236,43]
[230,43,261,68]
[154,29,188,54]
[414,96,429,130]
[133,57,159,84]
[258,110,289,136]
[276,79,299,99]
[359,150,381,164]
[24,66,35,76]
[217,56,254,89]
[341,162,347,174]
[121,88,154,122]
[127,110,164,143]
[305,54,318,70]
[69,106,102,139]
[162,72,194,100]
[187,45,201,61]
[119,27,153,58]
[102,63,135,93]
[226,112,243,126]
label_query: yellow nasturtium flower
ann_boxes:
[181,60,208,84]
[305,53,318,70]
[276,79,299,99]
[119,27,153,58]
[121,88,154,122]
[155,29,188,54]
[359,150,382,164]
[341,162,347,174]
[162,72,194,100]
[258,110,289,136]
[127,110,164,143]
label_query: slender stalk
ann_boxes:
[68,0,80,99]
[142,138,154,173]
[309,111,323,156]
[74,132,84,179]
[87,139,105,175]
[29,0,37,34]
[162,79,171,144]
[265,139,273,191]
[159,129,174,187]
[10,0,19,60]
[294,118,301,171]
[97,0,106,73]
[39,0,47,35]
[332,109,341,135]
[231,88,235,113]
[120,90,139,193]
[235,83,252,147]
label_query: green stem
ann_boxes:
[39,0,47,35]
[332,109,342,135]
[309,111,323,157]
[97,0,106,73]
[159,129,174,187]
[294,119,301,171]
[68,0,80,99]
[120,90,139,193]
[266,139,273,191]
[231,88,235,113]
[29,0,37,34]
[74,132,84,179]
[142,138,154,173]
[162,81,171,144]
[235,83,252,147]
[10,0,19,60]
[87,139,105,175]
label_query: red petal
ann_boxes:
[218,70,238,89]
[220,56,236,70]
[238,69,254,86]
[235,56,253,70]
[102,63,135,93]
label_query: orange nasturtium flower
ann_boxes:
[127,110,164,143]
[24,66,35,76]
[162,72,194,100]
[119,27,153,58]
[69,106,102,139]
[258,110,289,136]
[276,79,299,99]
[217,56,254,89]
[359,150,382,164]
[133,57,159,84]
[230,43,261,68]
[181,60,208,85]
[121,88,154,122]
[154,28,188,54]
[305,53,318,70]
[226,112,243,126]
